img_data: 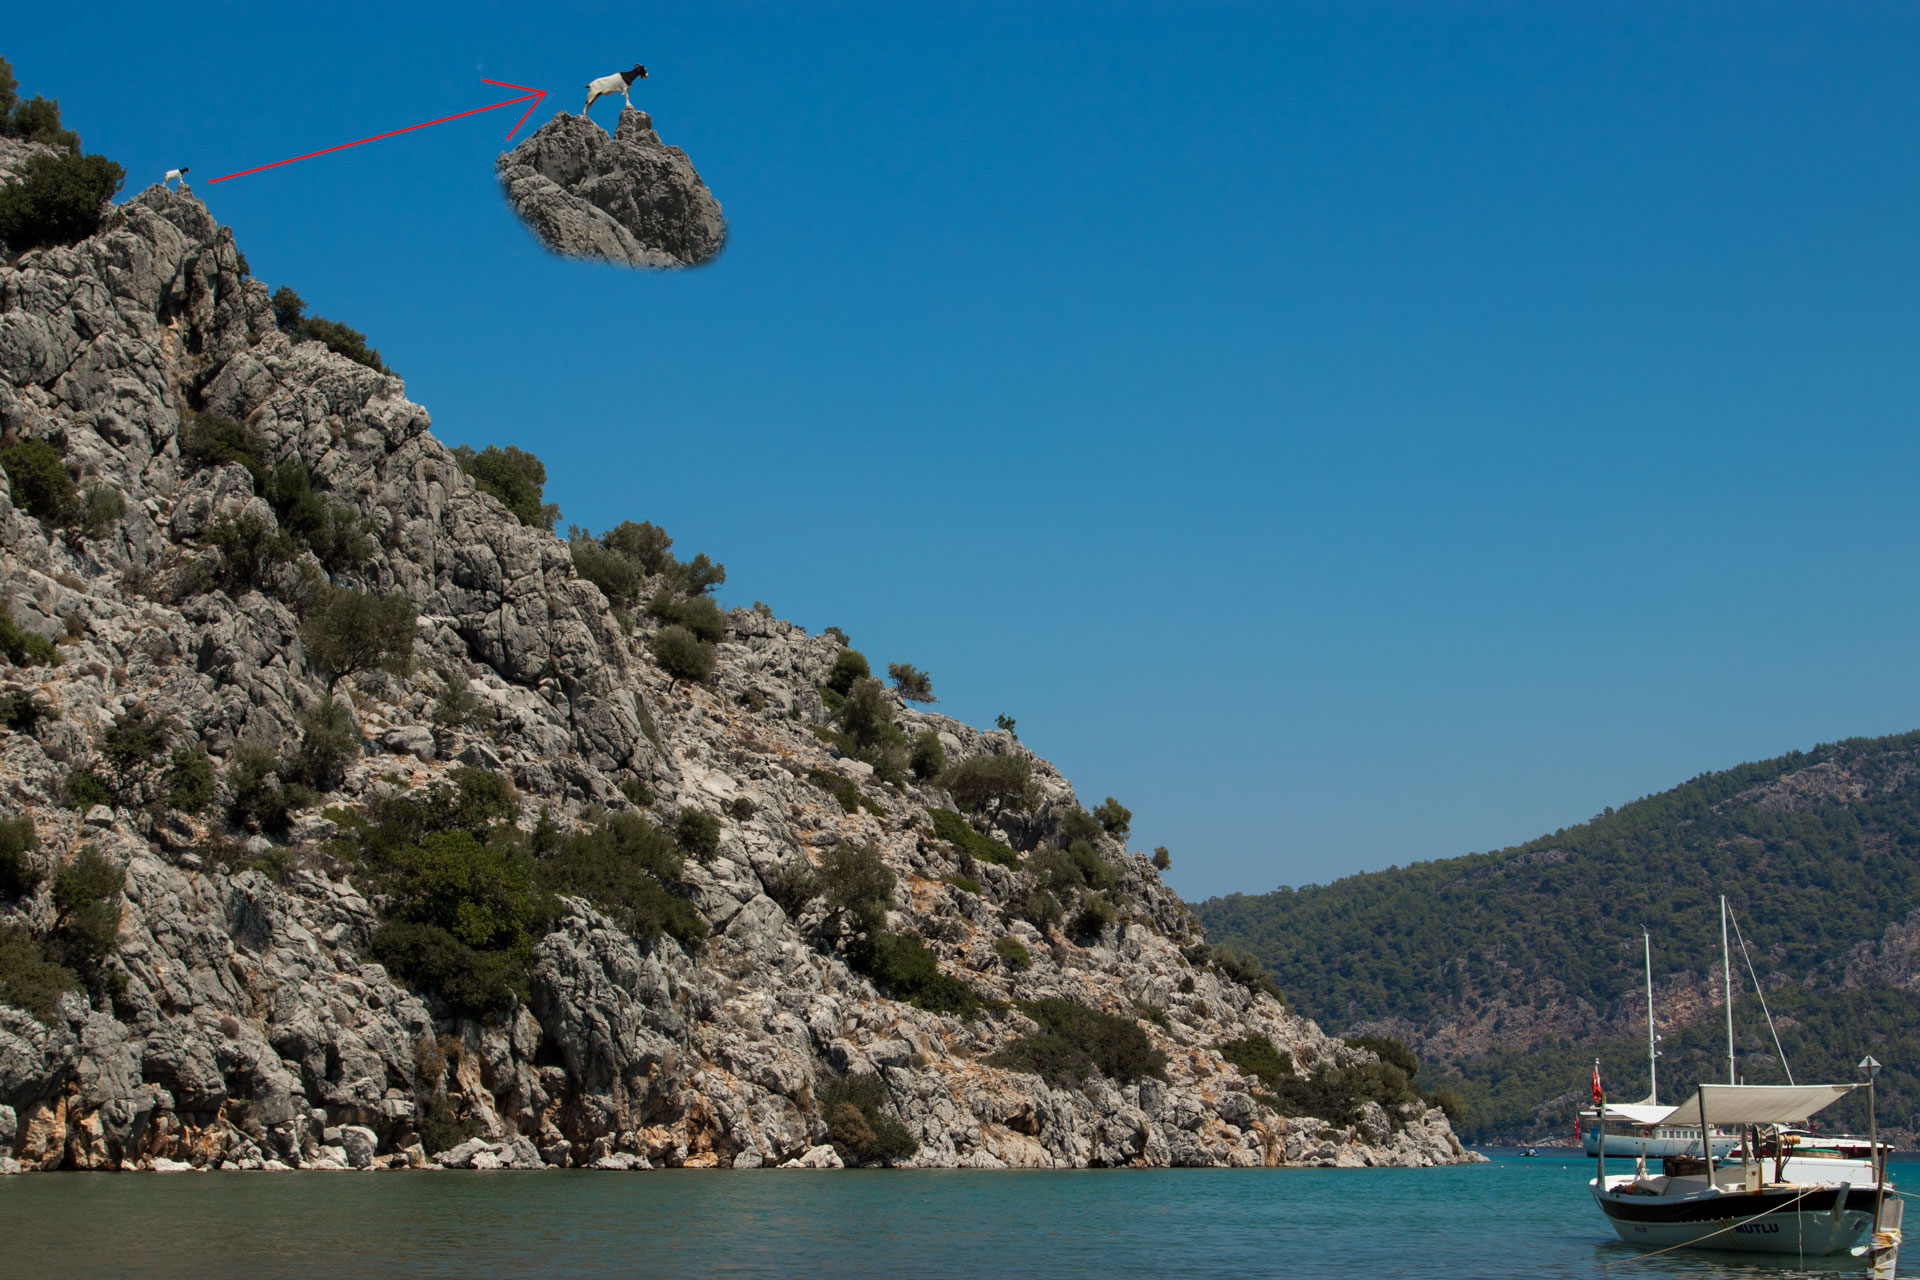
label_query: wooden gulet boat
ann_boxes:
[1586,897,1903,1271]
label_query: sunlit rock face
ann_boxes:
[495,109,726,269]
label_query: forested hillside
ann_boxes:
[1196,732,1920,1141]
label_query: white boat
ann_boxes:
[1587,897,1902,1265]
[1590,1082,1899,1257]
[1579,1102,1738,1159]
[1578,929,1738,1159]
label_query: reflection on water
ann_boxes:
[0,1154,1908,1279]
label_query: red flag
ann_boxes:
[1591,1062,1603,1104]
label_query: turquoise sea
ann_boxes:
[2,1152,1910,1278]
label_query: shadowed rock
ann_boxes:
[496,109,725,269]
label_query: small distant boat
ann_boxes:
[1523,1148,1538,1158]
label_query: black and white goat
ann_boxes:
[584,64,648,114]
[163,167,190,189]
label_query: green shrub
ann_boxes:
[818,1071,919,1165]
[63,767,112,811]
[0,151,124,252]
[910,730,945,780]
[619,776,655,808]
[1028,840,1115,898]
[0,690,54,732]
[0,816,39,898]
[271,286,387,373]
[815,842,895,940]
[265,460,370,571]
[824,648,870,697]
[993,934,1031,971]
[370,919,529,1019]
[0,923,77,1023]
[226,743,301,833]
[1152,846,1172,871]
[647,588,727,643]
[453,443,553,528]
[887,662,935,703]
[204,511,296,592]
[668,551,726,596]
[941,753,1036,817]
[1017,889,1063,931]
[76,482,124,538]
[943,874,981,896]
[415,1094,483,1158]
[807,767,862,815]
[284,696,358,792]
[432,674,493,729]
[0,438,74,522]
[1,68,81,147]
[928,807,1017,868]
[859,930,978,1016]
[988,997,1167,1089]
[1072,891,1118,939]
[535,810,707,946]
[0,605,57,667]
[994,713,1017,737]
[1219,1035,1294,1093]
[1059,806,1102,847]
[1425,1086,1466,1124]
[1218,1034,1418,1125]
[728,796,756,821]
[817,686,845,714]
[49,845,124,992]
[179,409,268,482]
[601,520,675,574]
[165,750,215,814]
[1348,1034,1421,1079]
[1210,943,1284,1002]
[570,534,647,611]
[1092,797,1132,838]
[674,806,721,862]
[837,675,893,751]
[651,624,714,683]
[102,705,174,776]
[301,587,416,690]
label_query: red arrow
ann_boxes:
[208,79,548,183]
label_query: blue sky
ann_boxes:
[12,3,1919,899]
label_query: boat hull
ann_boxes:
[1581,1130,1737,1159]
[1593,1182,1879,1256]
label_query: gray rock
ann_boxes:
[495,110,725,268]
[338,1124,377,1169]
[380,724,435,761]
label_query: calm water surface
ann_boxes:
[1,1151,1906,1278]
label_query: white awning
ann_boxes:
[1599,1103,1677,1127]
[1653,1083,1857,1129]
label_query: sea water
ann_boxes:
[0,1151,1906,1278]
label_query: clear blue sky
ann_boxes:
[13,3,1920,900]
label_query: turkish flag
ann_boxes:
[1591,1063,1604,1104]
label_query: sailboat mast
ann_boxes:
[1644,929,1658,1105]
[1721,894,1735,1085]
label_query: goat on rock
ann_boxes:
[163,166,189,189]
[584,64,648,115]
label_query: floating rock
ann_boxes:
[496,109,725,268]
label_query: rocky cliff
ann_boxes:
[0,179,1470,1174]
[496,110,725,269]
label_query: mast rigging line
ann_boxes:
[1726,903,1795,1086]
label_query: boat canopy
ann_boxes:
[1595,1103,1674,1126]
[1653,1083,1856,1130]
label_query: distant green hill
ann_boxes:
[1194,731,1920,1141]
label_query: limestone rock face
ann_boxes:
[495,110,725,269]
[0,168,1477,1175]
